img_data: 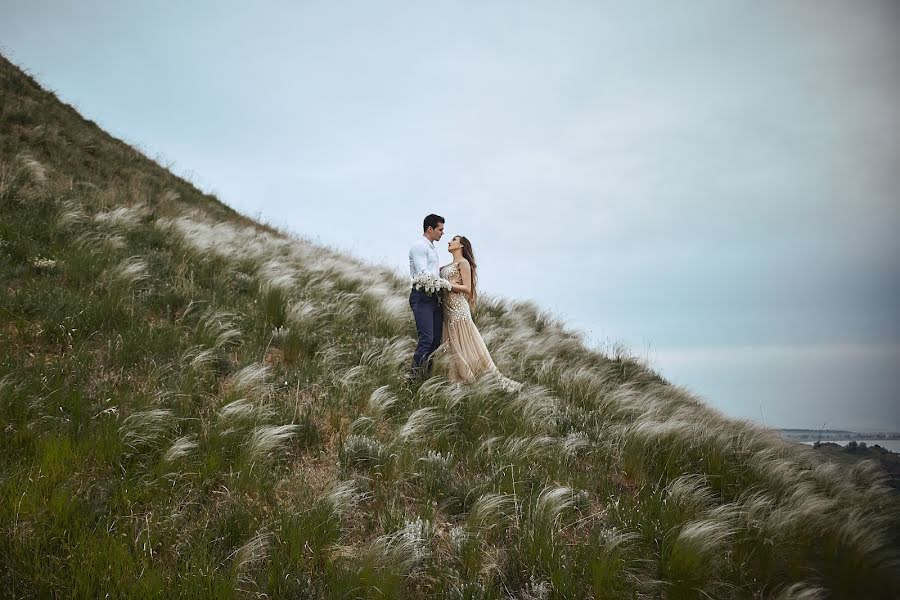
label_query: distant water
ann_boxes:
[801,439,900,453]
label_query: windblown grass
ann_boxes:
[1,52,898,598]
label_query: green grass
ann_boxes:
[2,52,899,598]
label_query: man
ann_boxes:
[408,213,446,381]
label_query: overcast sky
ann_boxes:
[3,0,898,430]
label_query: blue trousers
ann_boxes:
[409,289,443,377]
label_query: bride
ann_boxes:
[439,235,521,391]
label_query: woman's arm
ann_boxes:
[451,260,473,296]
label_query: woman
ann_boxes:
[439,235,521,391]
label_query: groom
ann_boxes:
[408,213,445,381]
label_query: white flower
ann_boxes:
[411,272,452,296]
[30,256,57,269]
[449,526,469,554]
[397,517,432,563]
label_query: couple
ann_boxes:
[407,213,520,391]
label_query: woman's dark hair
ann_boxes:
[423,214,445,232]
[457,235,478,309]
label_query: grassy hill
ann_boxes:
[1,53,898,599]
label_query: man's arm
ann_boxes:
[409,242,429,276]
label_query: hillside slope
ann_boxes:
[1,54,898,599]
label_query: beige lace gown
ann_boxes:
[439,262,521,391]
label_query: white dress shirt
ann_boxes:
[409,235,440,278]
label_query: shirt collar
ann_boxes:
[422,235,434,248]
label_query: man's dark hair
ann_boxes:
[423,214,445,232]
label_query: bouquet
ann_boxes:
[411,272,452,296]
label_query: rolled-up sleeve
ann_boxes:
[409,242,429,277]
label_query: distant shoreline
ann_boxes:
[778,429,900,455]
[778,428,900,443]
[801,439,900,453]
